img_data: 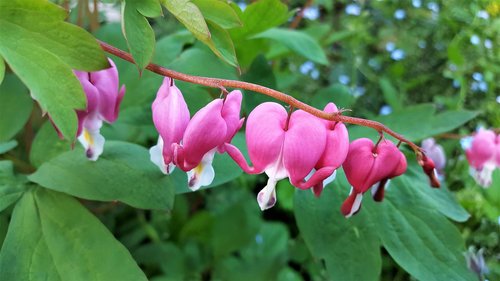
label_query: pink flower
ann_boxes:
[308,103,349,197]
[149,78,190,174]
[465,129,498,187]
[74,58,125,161]
[341,138,407,217]
[225,102,330,210]
[150,82,243,191]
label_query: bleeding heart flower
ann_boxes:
[149,77,190,174]
[341,138,407,217]
[421,138,446,173]
[225,102,328,210]
[309,103,349,197]
[164,90,243,191]
[74,58,125,161]
[465,129,497,187]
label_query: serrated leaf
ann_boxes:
[0,0,109,140]
[28,141,175,210]
[123,0,156,70]
[192,0,242,28]
[252,28,328,65]
[294,176,381,281]
[0,74,33,142]
[162,0,211,42]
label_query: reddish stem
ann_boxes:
[98,41,422,155]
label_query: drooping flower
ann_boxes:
[225,102,330,210]
[465,129,498,187]
[149,81,243,191]
[421,138,446,173]
[341,138,407,217]
[74,58,125,161]
[464,246,489,280]
[309,103,349,197]
[149,77,190,174]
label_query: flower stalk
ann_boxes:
[98,41,422,155]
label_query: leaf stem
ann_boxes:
[98,41,422,155]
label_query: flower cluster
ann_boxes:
[464,128,500,187]
[70,68,430,217]
[147,81,413,217]
[149,78,244,191]
[63,58,125,160]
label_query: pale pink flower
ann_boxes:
[465,129,497,187]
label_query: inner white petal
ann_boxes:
[257,178,278,211]
[149,136,176,175]
[78,127,105,161]
[187,149,217,191]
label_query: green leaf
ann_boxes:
[0,161,25,212]
[380,77,402,111]
[192,0,242,28]
[123,0,157,70]
[0,0,109,140]
[136,0,162,17]
[395,165,470,222]
[294,178,381,281]
[0,188,148,280]
[29,121,71,168]
[373,198,476,281]
[28,141,175,210]
[162,0,211,42]
[0,190,60,281]
[0,74,33,142]
[231,0,289,40]
[0,55,4,85]
[252,28,328,65]
[205,20,239,67]
[311,83,357,110]
[0,140,17,154]
[214,223,289,281]
[349,104,478,141]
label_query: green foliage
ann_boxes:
[0,0,498,280]
[0,188,148,281]
[252,28,328,65]
[295,168,474,281]
[0,0,108,140]
[29,141,175,210]
[0,74,32,142]
[122,0,160,70]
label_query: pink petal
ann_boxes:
[221,90,243,143]
[178,99,227,170]
[152,78,190,165]
[466,129,496,169]
[91,59,124,123]
[246,102,287,173]
[283,110,327,186]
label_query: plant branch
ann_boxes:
[98,41,422,155]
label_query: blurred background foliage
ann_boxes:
[0,0,499,280]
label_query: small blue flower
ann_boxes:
[391,49,405,61]
[303,6,320,20]
[496,96,500,104]
[299,61,315,75]
[470,35,480,45]
[412,0,422,8]
[477,10,489,19]
[472,72,483,82]
[394,9,406,20]
[484,39,493,49]
[346,4,361,16]
[339,75,350,85]
[385,42,396,52]
[427,2,439,13]
[418,40,427,49]
[380,105,392,115]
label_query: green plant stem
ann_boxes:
[98,41,423,156]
